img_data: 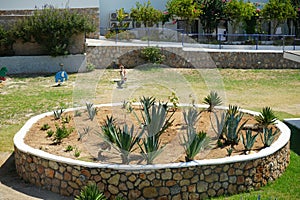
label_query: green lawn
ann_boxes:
[0,68,299,199]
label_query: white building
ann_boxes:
[99,0,170,35]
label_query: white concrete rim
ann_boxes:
[14,104,291,171]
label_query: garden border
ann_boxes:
[14,104,291,199]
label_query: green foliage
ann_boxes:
[139,101,174,164]
[101,116,118,144]
[167,0,202,24]
[168,92,179,109]
[262,0,297,34]
[203,91,222,112]
[223,106,248,147]
[86,102,97,121]
[211,111,226,139]
[62,115,71,124]
[0,25,14,48]
[183,130,210,161]
[65,145,74,152]
[86,63,96,72]
[181,107,210,161]
[74,148,81,157]
[224,0,257,33]
[53,108,64,120]
[53,124,73,144]
[74,110,82,117]
[46,130,54,137]
[198,0,226,33]
[130,1,163,27]
[240,129,258,152]
[13,5,95,56]
[141,46,165,64]
[40,123,50,131]
[255,106,277,129]
[261,127,280,147]
[112,124,142,164]
[227,147,233,156]
[75,184,106,200]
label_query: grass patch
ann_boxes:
[1,68,300,198]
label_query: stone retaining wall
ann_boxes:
[14,143,290,199]
[86,45,300,69]
[14,107,291,199]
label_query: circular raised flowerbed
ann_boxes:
[14,104,290,199]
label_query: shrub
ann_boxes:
[140,46,165,64]
[255,106,277,129]
[46,130,54,137]
[40,123,50,131]
[65,145,74,152]
[75,184,106,200]
[53,124,73,144]
[0,25,14,50]
[74,148,81,157]
[203,91,222,112]
[13,5,95,56]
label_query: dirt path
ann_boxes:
[0,152,72,200]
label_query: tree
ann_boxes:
[197,0,226,34]
[167,0,202,33]
[224,0,257,34]
[261,0,297,34]
[130,1,163,27]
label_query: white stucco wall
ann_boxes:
[99,0,169,35]
[0,0,99,10]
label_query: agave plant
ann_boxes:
[240,129,258,152]
[261,127,280,147]
[203,91,222,112]
[182,129,210,161]
[86,102,97,121]
[75,184,106,200]
[183,107,201,128]
[53,108,64,120]
[112,124,142,164]
[210,111,226,139]
[139,102,174,164]
[101,115,117,144]
[223,111,248,147]
[255,107,277,129]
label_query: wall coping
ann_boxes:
[14,104,290,171]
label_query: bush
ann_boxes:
[140,46,165,64]
[75,184,106,200]
[13,5,95,56]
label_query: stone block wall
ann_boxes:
[86,45,300,69]
[14,143,290,199]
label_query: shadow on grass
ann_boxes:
[285,123,300,156]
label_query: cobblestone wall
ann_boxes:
[14,142,290,199]
[86,46,300,69]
